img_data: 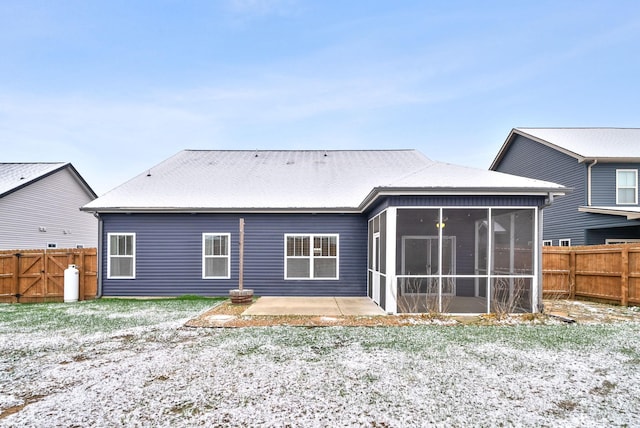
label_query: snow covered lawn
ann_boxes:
[1,299,639,427]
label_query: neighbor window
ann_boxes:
[285,234,338,279]
[203,233,230,279]
[108,233,135,278]
[617,169,637,204]
[542,240,553,247]
[559,238,571,247]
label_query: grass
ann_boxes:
[0,296,223,334]
[1,298,639,426]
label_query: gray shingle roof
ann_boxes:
[0,163,68,197]
[82,150,566,212]
[494,128,640,167]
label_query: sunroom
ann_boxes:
[368,205,540,315]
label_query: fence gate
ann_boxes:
[0,248,97,303]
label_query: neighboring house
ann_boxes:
[81,150,567,314]
[491,128,640,246]
[0,163,98,250]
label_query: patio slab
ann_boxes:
[242,296,386,316]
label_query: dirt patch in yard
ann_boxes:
[543,299,640,324]
[185,298,640,328]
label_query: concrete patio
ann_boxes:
[241,296,386,316]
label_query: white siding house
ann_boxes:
[0,163,98,250]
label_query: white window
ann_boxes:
[617,169,637,204]
[108,233,135,278]
[285,234,338,279]
[542,240,553,247]
[559,238,571,247]
[606,239,640,244]
[203,233,231,279]
[47,243,57,248]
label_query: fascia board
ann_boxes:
[490,129,588,170]
[359,187,569,212]
[80,206,363,214]
[489,128,519,170]
[580,157,640,163]
[0,163,69,199]
[578,206,640,220]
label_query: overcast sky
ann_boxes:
[1,0,639,195]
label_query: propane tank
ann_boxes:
[64,264,79,302]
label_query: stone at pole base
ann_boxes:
[229,288,254,304]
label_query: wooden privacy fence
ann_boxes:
[543,244,640,306]
[0,248,97,303]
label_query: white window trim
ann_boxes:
[616,169,638,205]
[559,238,571,247]
[606,238,640,244]
[542,240,553,247]
[284,233,339,280]
[202,233,231,279]
[107,233,136,279]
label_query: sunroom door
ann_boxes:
[372,233,381,304]
[401,236,456,295]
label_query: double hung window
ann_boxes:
[285,234,338,279]
[617,169,638,204]
[203,233,230,278]
[108,233,135,278]
[559,238,571,247]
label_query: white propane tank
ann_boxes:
[64,264,80,302]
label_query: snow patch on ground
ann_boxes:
[1,301,640,427]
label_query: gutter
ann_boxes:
[587,159,598,206]
[83,187,571,216]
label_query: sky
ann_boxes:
[1,0,639,195]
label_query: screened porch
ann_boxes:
[368,206,539,314]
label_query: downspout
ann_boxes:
[587,160,598,206]
[538,192,556,312]
[95,213,104,298]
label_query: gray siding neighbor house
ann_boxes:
[82,150,567,314]
[491,128,640,246]
[0,163,98,250]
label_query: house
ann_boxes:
[0,163,98,250]
[490,128,640,246]
[81,150,567,314]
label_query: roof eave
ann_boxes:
[578,206,640,220]
[580,157,640,163]
[490,128,587,170]
[1,163,97,200]
[80,206,363,214]
[359,187,570,212]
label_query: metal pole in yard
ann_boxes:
[239,218,245,291]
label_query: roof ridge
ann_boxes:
[182,149,417,153]
[0,162,67,165]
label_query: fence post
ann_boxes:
[12,253,20,303]
[78,250,85,301]
[569,250,576,300]
[621,247,629,306]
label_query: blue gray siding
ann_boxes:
[494,135,640,245]
[591,163,640,206]
[100,213,367,297]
